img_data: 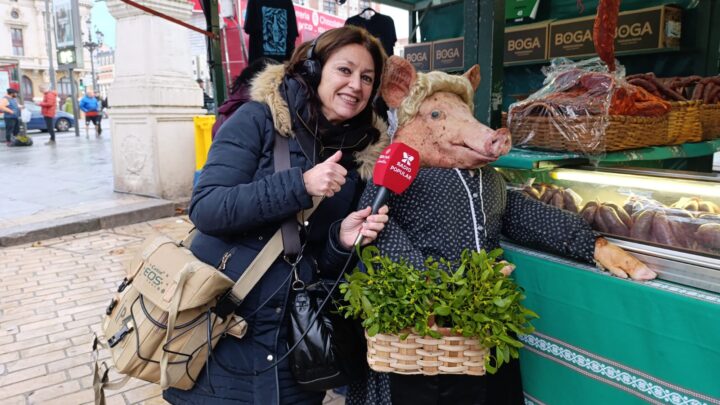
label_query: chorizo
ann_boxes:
[651,77,687,101]
[696,223,720,250]
[541,188,557,204]
[593,0,620,71]
[551,190,565,209]
[683,199,700,213]
[697,200,717,213]
[599,205,630,237]
[593,206,610,233]
[628,78,658,95]
[605,203,633,229]
[630,210,655,241]
[651,212,679,247]
[523,185,541,200]
[668,219,692,249]
[580,204,598,225]
[563,189,582,213]
[691,82,705,101]
[704,83,717,104]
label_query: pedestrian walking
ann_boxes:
[38,84,58,145]
[1,88,21,145]
[162,26,389,405]
[96,95,106,134]
[79,89,101,137]
[62,96,74,114]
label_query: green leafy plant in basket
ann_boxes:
[339,246,539,373]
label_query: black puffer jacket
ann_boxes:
[164,65,388,405]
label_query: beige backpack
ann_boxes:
[94,199,320,403]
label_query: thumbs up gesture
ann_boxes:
[302,151,348,197]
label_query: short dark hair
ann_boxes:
[286,26,387,120]
[231,57,280,95]
[7,88,18,94]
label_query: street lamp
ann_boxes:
[83,17,104,92]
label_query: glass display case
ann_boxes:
[498,166,720,292]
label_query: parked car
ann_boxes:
[24,101,75,132]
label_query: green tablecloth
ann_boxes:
[494,140,720,170]
[502,242,720,405]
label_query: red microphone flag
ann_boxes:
[372,142,420,194]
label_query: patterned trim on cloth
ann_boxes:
[500,241,720,305]
[520,332,720,405]
[643,280,720,305]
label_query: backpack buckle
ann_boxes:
[107,318,134,348]
[117,278,131,293]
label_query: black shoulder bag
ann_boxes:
[274,134,367,392]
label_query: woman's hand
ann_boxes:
[338,205,390,249]
[593,237,657,280]
[303,151,347,197]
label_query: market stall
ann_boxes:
[371,0,720,402]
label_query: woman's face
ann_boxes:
[317,43,376,124]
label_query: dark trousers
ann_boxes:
[44,116,55,140]
[4,117,19,141]
[390,374,487,405]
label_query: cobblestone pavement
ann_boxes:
[0,216,344,405]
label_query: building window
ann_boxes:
[323,0,337,15]
[21,76,33,100]
[11,28,24,56]
[10,9,20,19]
[59,77,73,96]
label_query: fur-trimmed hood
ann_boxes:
[249,64,388,181]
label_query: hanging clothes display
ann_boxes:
[244,0,299,63]
[345,8,397,56]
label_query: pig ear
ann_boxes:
[463,65,481,92]
[381,56,417,108]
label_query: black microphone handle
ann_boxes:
[370,186,391,214]
[354,186,392,246]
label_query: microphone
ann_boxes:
[354,142,420,245]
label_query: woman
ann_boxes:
[163,26,389,405]
[211,57,280,139]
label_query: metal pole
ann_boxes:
[86,18,98,91]
[89,45,97,91]
[44,0,57,90]
[69,67,80,137]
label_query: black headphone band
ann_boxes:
[306,37,318,60]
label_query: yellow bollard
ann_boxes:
[193,116,216,171]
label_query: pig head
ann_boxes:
[381,56,511,169]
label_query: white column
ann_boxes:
[107,0,205,200]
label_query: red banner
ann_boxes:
[219,2,345,82]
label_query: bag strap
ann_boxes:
[273,133,302,257]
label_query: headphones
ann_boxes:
[300,35,323,87]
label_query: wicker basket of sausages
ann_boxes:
[627,74,703,145]
[509,60,671,155]
[689,76,720,139]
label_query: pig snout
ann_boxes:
[484,128,511,159]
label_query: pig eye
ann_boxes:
[430,111,441,119]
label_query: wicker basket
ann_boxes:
[508,114,669,153]
[365,331,488,376]
[667,101,702,145]
[700,103,720,140]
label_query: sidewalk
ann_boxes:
[0,124,176,247]
[0,216,345,404]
